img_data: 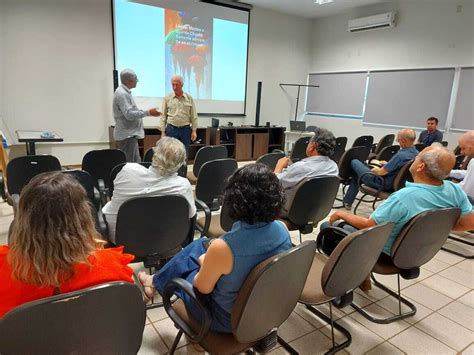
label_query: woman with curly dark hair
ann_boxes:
[139,163,291,333]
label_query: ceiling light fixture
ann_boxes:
[315,0,334,5]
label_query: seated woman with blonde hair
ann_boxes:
[0,172,134,317]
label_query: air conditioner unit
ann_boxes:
[348,12,396,33]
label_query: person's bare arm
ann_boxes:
[453,212,474,231]
[274,157,290,174]
[193,239,233,294]
[371,166,389,176]
[329,210,377,230]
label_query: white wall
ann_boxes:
[306,0,474,147]
[1,1,311,165]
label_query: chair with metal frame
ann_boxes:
[162,241,317,355]
[187,145,228,184]
[330,136,348,164]
[368,134,395,161]
[81,149,126,206]
[115,195,196,309]
[0,282,146,355]
[351,208,461,324]
[353,159,413,215]
[256,151,286,170]
[290,136,311,162]
[295,222,394,354]
[279,176,340,244]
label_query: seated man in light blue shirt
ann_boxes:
[275,127,339,217]
[324,144,472,290]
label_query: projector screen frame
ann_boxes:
[111,0,251,117]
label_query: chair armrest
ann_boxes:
[97,179,108,206]
[357,171,384,193]
[163,278,212,343]
[316,225,351,254]
[11,193,19,215]
[93,187,101,211]
[195,199,211,237]
[96,209,109,238]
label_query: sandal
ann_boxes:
[138,271,157,301]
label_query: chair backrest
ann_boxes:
[82,149,126,188]
[374,134,395,155]
[7,155,61,195]
[256,152,286,170]
[115,195,193,259]
[0,282,146,355]
[220,203,235,232]
[454,154,465,170]
[453,145,462,155]
[391,208,461,269]
[231,241,316,343]
[0,134,9,184]
[337,146,370,180]
[351,135,374,151]
[108,162,152,198]
[305,125,317,132]
[415,143,426,152]
[321,222,394,297]
[290,136,310,162]
[195,158,238,206]
[441,141,448,147]
[62,170,99,210]
[143,147,155,163]
[330,136,347,163]
[376,145,400,162]
[392,160,414,191]
[288,176,340,226]
[193,145,228,177]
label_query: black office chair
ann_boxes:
[279,176,340,244]
[143,147,155,163]
[162,241,316,355]
[62,170,107,237]
[196,202,235,239]
[415,143,426,152]
[256,151,286,170]
[187,145,228,184]
[108,162,151,198]
[0,282,146,355]
[368,134,395,161]
[7,155,62,213]
[368,145,401,167]
[441,141,448,147]
[351,135,374,158]
[352,208,461,324]
[195,158,238,212]
[81,149,126,205]
[330,136,348,164]
[306,125,317,132]
[290,136,310,162]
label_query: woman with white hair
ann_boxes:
[102,137,196,244]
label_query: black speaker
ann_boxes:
[255,81,262,127]
[113,69,119,91]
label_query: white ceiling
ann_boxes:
[240,0,389,19]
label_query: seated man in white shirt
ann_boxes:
[274,127,339,217]
[449,131,474,204]
[102,137,196,244]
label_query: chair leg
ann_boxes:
[441,245,474,259]
[304,303,351,354]
[299,231,302,244]
[351,274,417,324]
[169,329,183,355]
[277,336,299,355]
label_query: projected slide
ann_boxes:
[114,0,249,115]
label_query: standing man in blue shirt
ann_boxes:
[113,69,161,162]
[343,129,419,209]
[418,117,443,146]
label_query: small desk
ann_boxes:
[16,130,63,155]
[284,131,313,153]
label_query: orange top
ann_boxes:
[0,245,135,318]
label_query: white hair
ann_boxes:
[171,75,183,84]
[152,137,186,176]
[120,69,137,84]
[420,145,452,181]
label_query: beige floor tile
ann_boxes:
[421,275,471,299]
[389,326,456,354]
[462,342,474,355]
[277,311,316,342]
[415,313,474,352]
[376,295,433,325]
[355,283,394,302]
[340,292,373,315]
[458,291,474,309]
[294,302,346,329]
[365,341,405,355]
[155,317,189,349]
[421,258,452,273]
[456,259,474,273]
[138,324,168,354]
[147,305,169,323]
[434,250,466,265]
[440,265,474,289]
[174,343,206,354]
[320,314,384,354]
[289,330,335,354]
[267,345,290,355]
[402,283,453,311]
[438,301,474,331]
[349,304,410,339]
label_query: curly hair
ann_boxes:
[222,163,285,225]
[310,127,336,157]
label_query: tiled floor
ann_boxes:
[1,179,473,354]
